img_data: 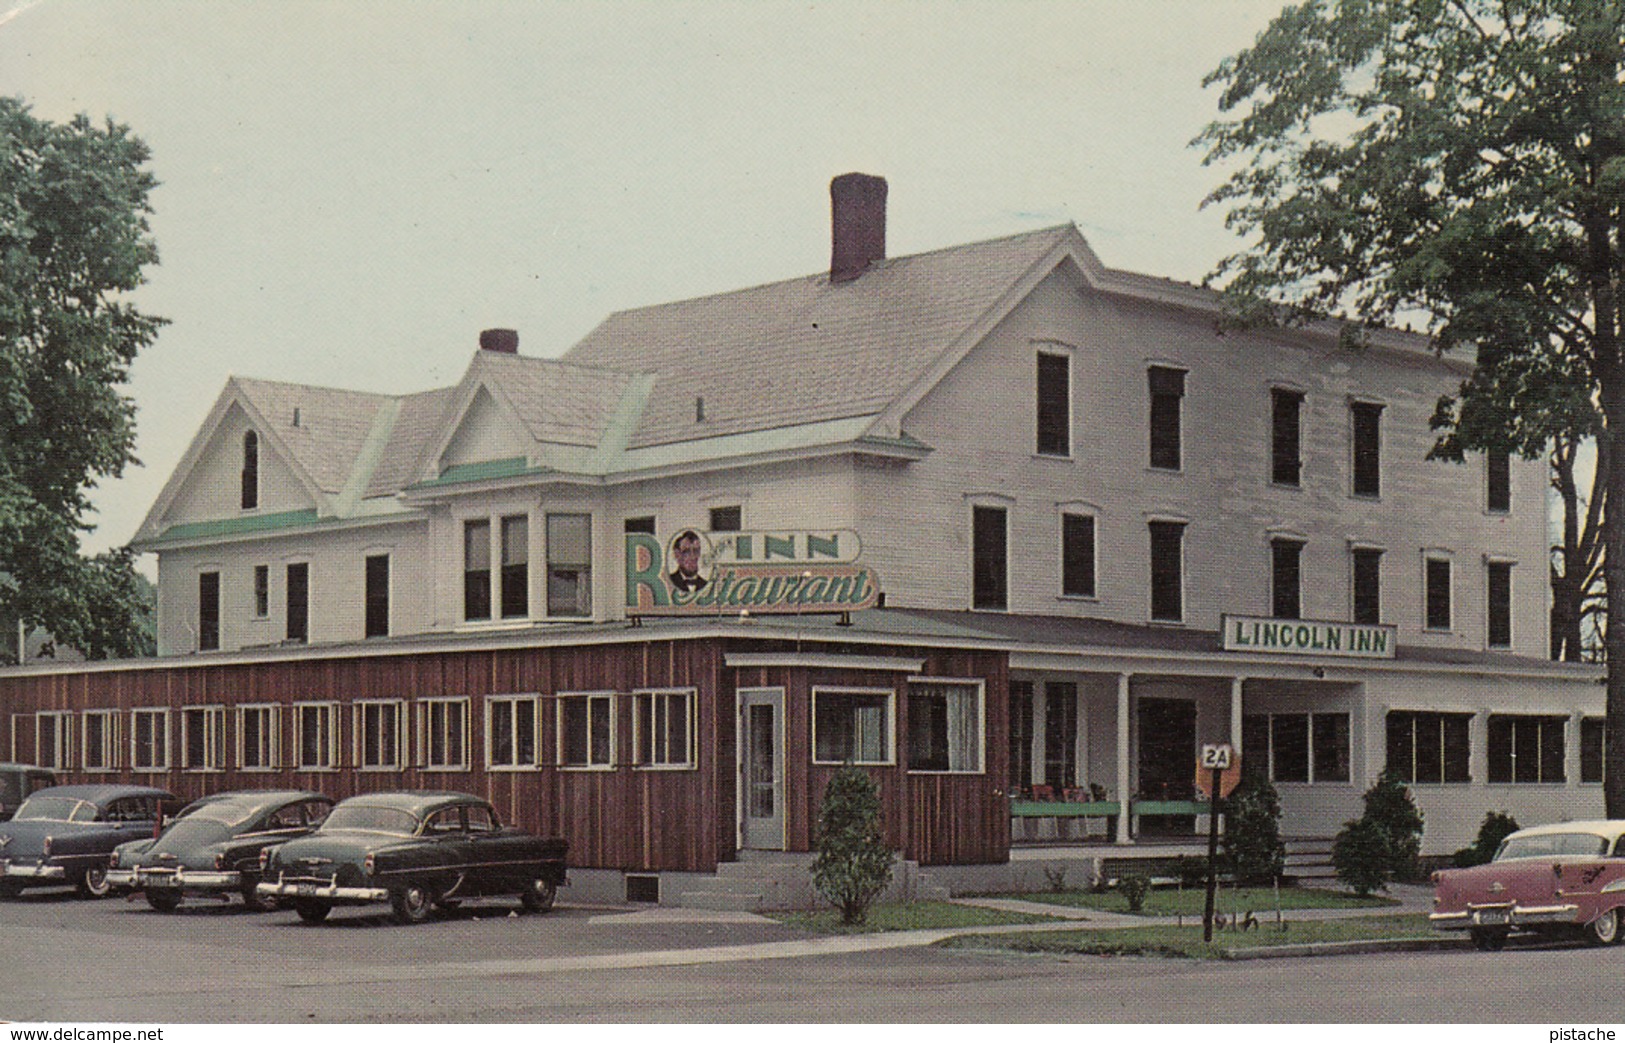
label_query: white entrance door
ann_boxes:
[738,687,785,850]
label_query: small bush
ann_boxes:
[1332,817,1392,896]
[1452,811,1520,868]
[1116,872,1152,912]
[1222,769,1285,885]
[811,766,895,925]
[1361,771,1424,881]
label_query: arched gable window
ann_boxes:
[241,430,259,510]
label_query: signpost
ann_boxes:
[1198,743,1237,943]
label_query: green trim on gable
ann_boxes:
[412,456,546,489]
[159,508,321,542]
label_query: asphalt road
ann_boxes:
[4,886,1624,1023]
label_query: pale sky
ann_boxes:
[0,0,1291,565]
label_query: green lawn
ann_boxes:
[773,900,1060,935]
[1016,885,1398,917]
[941,913,1438,959]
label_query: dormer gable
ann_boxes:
[437,384,529,473]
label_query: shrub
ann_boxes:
[1451,811,1520,868]
[1361,770,1425,881]
[1116,872,1152,912]
[810,766,894,925]
[1331,817,1392,896]
[1221,769,1285,885]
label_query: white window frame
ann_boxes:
[632,688,697,770]
[353,699,406,771]
[82,709,120,772]
[811,686,896,766]
[556,690,616,770]
[416,697,471,771]
[130,707,171,773]
[905,677,986,775]
[35,711,73,771]
[1423,550,1454,633]
[545,511,593,619]
[181,705,225,772]
[237,703,281,772]
[1485,556,1516,650]
[486,694,541,771]
[1034,346,1073,459]
[294,701,342,771]
[1057,503,1099,601]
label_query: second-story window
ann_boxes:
[241,430,259,510]
[1148,366,1185,471]
[286,562,309,643]
[1351,401,1383,497]
[546,513,592,617]
[253,564,269,619]
[1149,520,1185,622]
[1425,555,1452,631]
[1271,388,1304,486]
[1036,351,1071,456]
[364,554,389,638]
[1061,512,1096,599]
[500,515,529,618]
[1487,561,1513,649]
[1487,451,1511,513]
[198,571,220,651]
[709,505,742,532]
[1271,538,1304,620]
[972,505,1008,610]
[1352,547,1383,624]
[464,519,491,621]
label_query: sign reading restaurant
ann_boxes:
[1221,614,1397,659]
[625,529,881,615]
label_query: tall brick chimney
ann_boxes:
[479,328,519,353]
[829,173,887,284]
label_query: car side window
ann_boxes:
[106,799,143,822]
[303,801,331,827]
[426,808,463,835]
[465,805,497,833]
[267,805,304,829]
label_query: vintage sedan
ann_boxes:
[0,784,180,898]
[107,789,333,911]
[258,791,568,924]
[0,764,56,821]
[1431,820,1625,950]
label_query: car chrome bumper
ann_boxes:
[107,868,242,891]
[1430,903,1579,930]
[258,879,389,903]
[0,861,65,880]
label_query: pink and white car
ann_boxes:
[1431,820,1625,950]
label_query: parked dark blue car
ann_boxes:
[0,784,180,898]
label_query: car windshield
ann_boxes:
[155,816,236,848]
[321,805,419,836]
[1496,833,1610,860]
[12,796,94,822]
[180,802,259,828]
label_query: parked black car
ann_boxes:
[107,789,333,911]
[0,764,56,821]
[258,791,568,924]
[0,784,180,897]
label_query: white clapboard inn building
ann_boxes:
[0,174,1601,889]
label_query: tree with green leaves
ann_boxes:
[1221,767,1286,885]
[810,766,894,924]
[0,97,162,663]
[1198,1,1625,808]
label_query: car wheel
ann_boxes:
[144,890,182,913]
[76,866,112,899]
[390,885,433,925]
[0,880,22,899]
[1586,907,1621,946]
[519,876,557,914]
[1470,927,1509,951]
[293,899,331,923]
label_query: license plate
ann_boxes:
[1475,909,1511,926]
[296,883,317,897]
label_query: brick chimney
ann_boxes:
[830,173,887,284]
[479,328,519,354]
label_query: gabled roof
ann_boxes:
[564,225,1079,448]
[234,378,394,495]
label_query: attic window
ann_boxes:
[695,396,705,423]
[292,407,301,427]
[241,431,259,510]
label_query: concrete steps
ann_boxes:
[678,851,949,911]
[1283,836,1338,885]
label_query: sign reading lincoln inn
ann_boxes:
[625,530,881,615]
[1221,614,1397,659]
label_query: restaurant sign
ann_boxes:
[625,530,881,615]
[1221,614,1397,659]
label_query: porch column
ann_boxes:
[1230,677,1245,755]
[1115,672,1132,845]
[1031,684,1047,789]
